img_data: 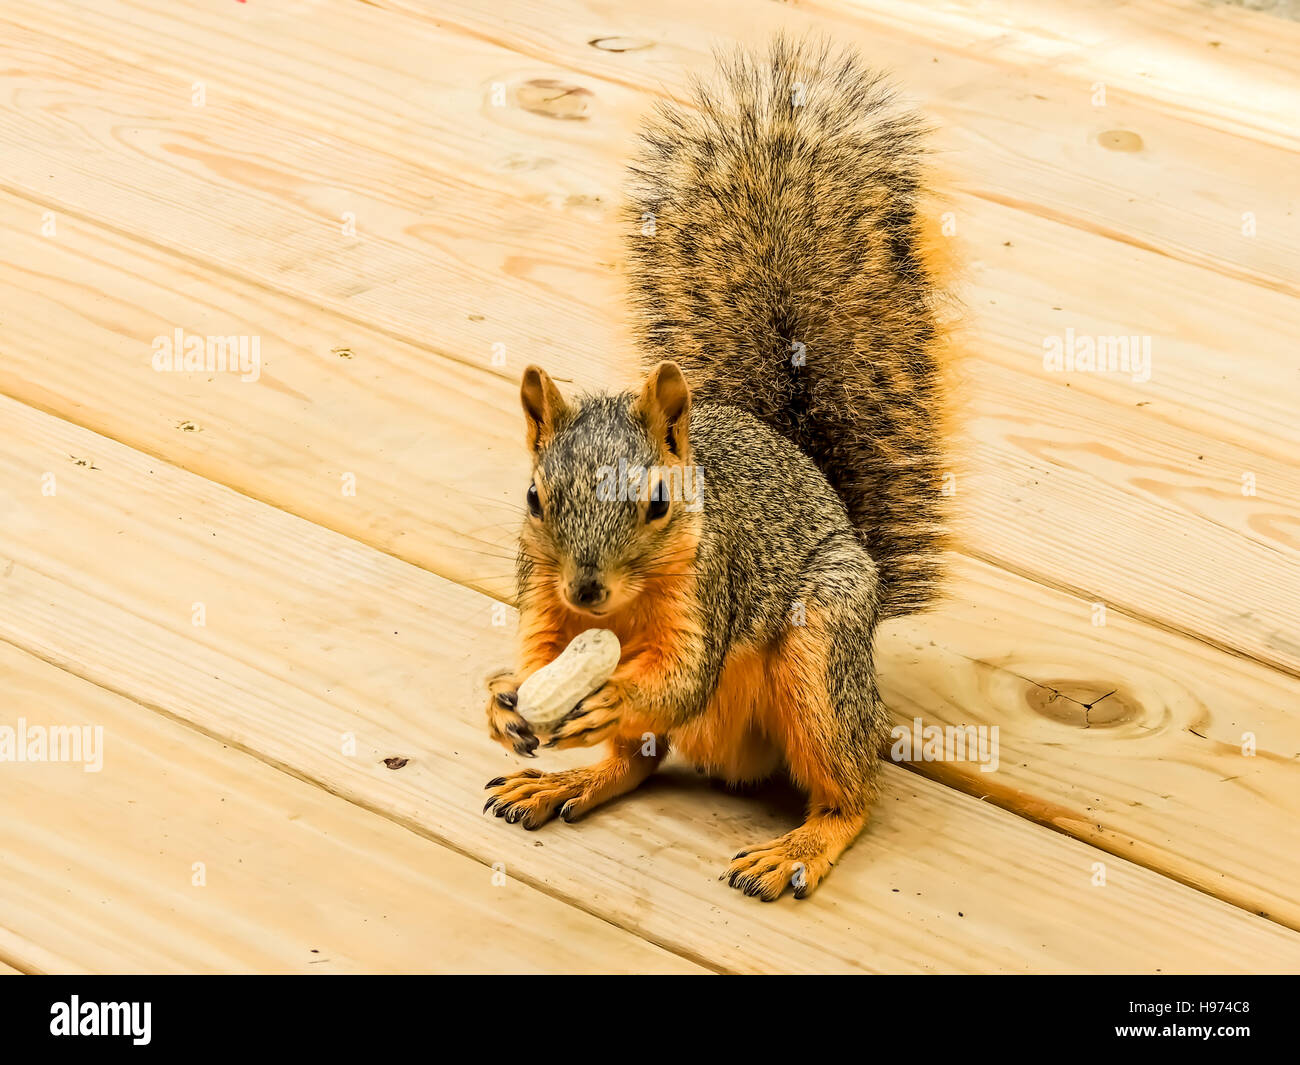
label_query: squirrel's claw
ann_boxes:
[505,721,539,757]
[485,671,538,757]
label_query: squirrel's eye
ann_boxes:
[526,482,542,518]
[646,491,670,522]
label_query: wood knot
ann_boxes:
[1026,683,1138,728]
[1098,129,1143,152]
[516,79,593,121]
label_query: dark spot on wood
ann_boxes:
[588,36,654,52]
[382,757,409,770]
[516,79,593,121]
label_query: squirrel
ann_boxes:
[483,36,951,901]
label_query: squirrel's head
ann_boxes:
[518,361,700,617]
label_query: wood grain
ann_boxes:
[0,395,1298,970]
[378,0,1300,292]
[880,553,1300,925]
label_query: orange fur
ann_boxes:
[511,507,875,900]
[669,609,873,810]
[518,526,702,739]
[669,644,782,784]
[762,608,868,812]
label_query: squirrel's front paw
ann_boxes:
[544,682,622,750]
[485,669,538,758]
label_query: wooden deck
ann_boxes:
[0,0,1297,974]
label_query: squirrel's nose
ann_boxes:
[569,575,609,610]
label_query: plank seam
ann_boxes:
[0,942,36,975]
[0,180,489,382]
[962,186,1300,300]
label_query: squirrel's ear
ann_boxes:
[638,360,691,459]
[520,365,568,453]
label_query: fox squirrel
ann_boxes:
[484,36,950,901]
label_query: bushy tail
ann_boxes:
[625,35,951,617]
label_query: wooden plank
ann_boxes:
[1,396,1298,971]
[956,357,1300,674]
[0,6,630,374]
[882,553,1300,926]
[821,0,1300,149]
[0,176,1297,677]
[958,197,1300,463]
[0,641,699,974]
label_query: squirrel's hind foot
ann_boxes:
[724,809,867,901]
